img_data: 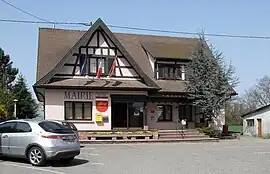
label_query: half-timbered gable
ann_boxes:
[56,29,140,79]
[47,24,144,87]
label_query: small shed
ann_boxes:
[242,104,270,137]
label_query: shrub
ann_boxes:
[197,126,221,138]
[0,104,7,119]
[262,134,270,139]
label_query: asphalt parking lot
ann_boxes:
[1,136,270,174]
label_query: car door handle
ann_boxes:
[2,135,8,138]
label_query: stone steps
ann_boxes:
[158,132,205,136]
[158,129,210,140]
[158,129,199,133]
[159,134,209,139]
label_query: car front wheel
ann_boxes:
[28,146,46,166]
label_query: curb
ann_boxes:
[79,138,219,144]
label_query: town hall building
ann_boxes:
[33,18,235,131]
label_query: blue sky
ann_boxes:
[1,0,270,98]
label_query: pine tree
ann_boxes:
[186,33,239,121]
[12,75,38,119]
[0,47,19,90]
[0,87,14,119]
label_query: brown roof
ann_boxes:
[36,20,199,93]
[37,28,85,81]
[37,28,197,82]
[142,41,196,59]
[155,80,189,92]
[41,78,154,90]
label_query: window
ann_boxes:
[80,55,87,75]
[0,122,17,133]
[157,64,186,80]
[179,105,193,121]
[89,58,105,75]
[157,105,172,121]
[15,122,32,132]
[247,119,254,127]
[61,121,78,131]
[64,101,92,120]
[176,67,182,79]
[65,102,73,120]
[39,121,74,134]
[75,102,83,119]
[158,66,164,78]
[98,59,105,74]
[90,58,97,74]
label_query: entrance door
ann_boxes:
[257,119,262,137]
[128,102,143,128]
[112,102,128,128]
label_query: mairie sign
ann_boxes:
[64,91,93,100]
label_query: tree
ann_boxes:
[0,47,19,90]
[225,97,249,125]
[12,74,38,119]
[0,87,14,119]
[242,75,270,110]
[186,33,239,121]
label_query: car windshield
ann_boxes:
[62,122,77,131]
[38,121,74,134]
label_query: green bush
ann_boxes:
[262,134,270,139]
[197,126,220,138]
[0,104,7,119]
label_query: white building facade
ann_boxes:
[242,105,270,137]
[34,18,231,131]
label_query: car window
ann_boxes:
[38,121,74,134]
[0,122,17,133]
[15,122,32,133]
[62,122,77,131]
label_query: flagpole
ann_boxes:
[109,55,117,79]
[96,59,102,79]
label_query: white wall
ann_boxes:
[209,109,226,131]
[243,107,270,136]
[45,89,147,131]
[145,51,155,72]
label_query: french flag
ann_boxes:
[109,55,117,79]
[96,60,102,79]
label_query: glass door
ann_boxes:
[128,102,144,128]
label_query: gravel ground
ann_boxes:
[1,136,270,174]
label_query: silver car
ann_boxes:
[0,119,80,166]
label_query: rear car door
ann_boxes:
[0,122,17,155]
[9,122,32,156]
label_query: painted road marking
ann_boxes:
[91,162,104,165]
[88,153,99,156]
[81,147,95,150]
[254,151,270,154]
[1,162,65,174]
[224,145,265,149]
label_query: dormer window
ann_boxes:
[156,62,186,80]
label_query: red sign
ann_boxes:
[96,101,108,112]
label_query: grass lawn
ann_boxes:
[228,125,243,133]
